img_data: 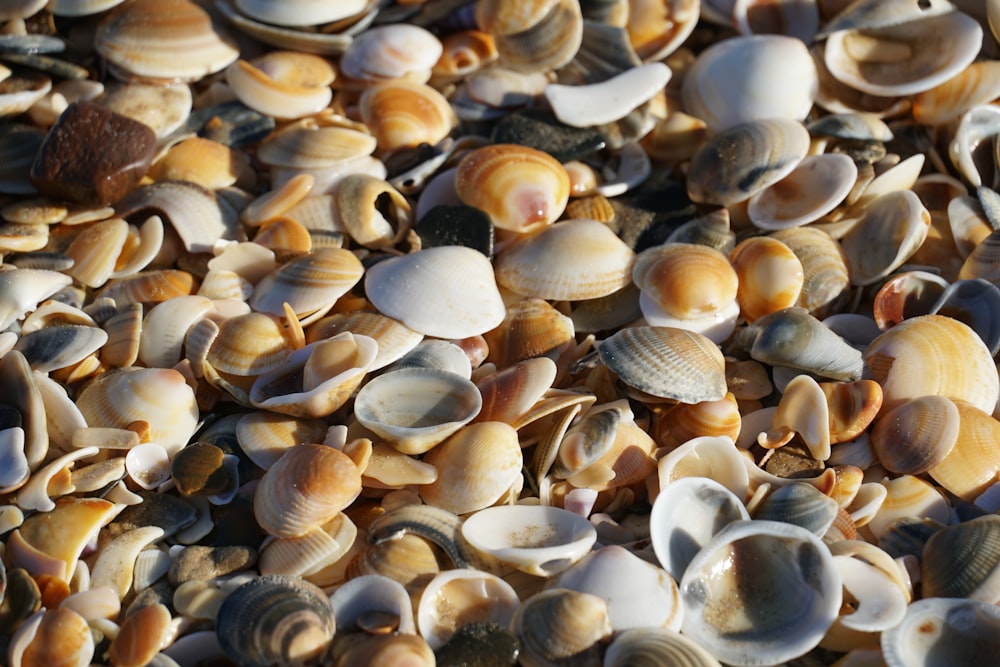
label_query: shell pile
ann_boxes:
[3,0,1000,665]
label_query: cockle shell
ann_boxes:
[253,444,362,538]
[249,247,364,319]
[870,395,958,475]
[205,311,297,377]
[920,514,1000,603]
[364,245,505,339]
[633,242,738,321]
[511,588,611,667]
[455,144,570,234]
[928,399,1000,502]
[771,226,852,319]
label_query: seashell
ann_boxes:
[253,443,362,538]
[771,226,852,319]
[824,9,982,97]
[8,497,116,582]
[205,311,296,378]
[149,138,247,191]
[948,196,994,260]
[881,597,1000,667]
[687,118,811,206]
[682,35,817,132]
[236,411,328,471]
[233,0,369,26]
[624,0,699,61]
[359,81,458,155]
[89,525,166,599]
[249,333,378,418]
[759,374,831,460]
[259,512,357,579]
[115,180,244,255]
[0,427,29,494]
[328,633,435,667]
[95,0,239,83]
[928,399,1000,502]
[14,324,107,373]
[679,520,842,667]
[822,379,883,444]
[650,475,751,581]
[928,278,1000,356]
[913,61,1000,126]
[368,503,486,571]
[365,246,505,339]
[420,421,521,515]
[225,51,334,121]
[257,123,376,170]
[512,588,611,667]
[475,357,557,425]
[455,143,569,234]
[920,513,1000,603]
[62,217,128,288]
[496,219,634,300]
[603,628,722,667]
[329,573,416,635]
[340,24,442,83]
[75,367,198,456]
[823,551,909,652]
[249,247,364,319]
[432,29,498,82]
[306,310,423,372]
[864,314,1000,414]
[125,442,172,491]
[353,367,482,455]
[98,82,192,139]
[416,568,520,649]
[653,393,742,449]
[96,270,197,306]
[598,326,727,403]
[216,575,335,667]
[549,544,682,633]
[545,62,670,128]
[108,603,173,667]
[333,174,411,249]
[736,307,864,382]
[138,295,213,369]
[633,242,737,323]
[349,530,447,586]
[870,395,958,475]
[750,482,840,536]
[747,154,858,230]
[462,504,597,576]
[477,0,584,73]
[551,402,622,479]
[841,190,931,286]
[482,298,573,370]
[0,268,72,330]
[13,608,94,667]
[728,236,804,323]
[363,442,439,489]
[871,270,949,330]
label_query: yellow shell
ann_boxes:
[206,312,297,376]
[455,143,570,233]
[929,399,1000,502]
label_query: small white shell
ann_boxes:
[545,62,671,128]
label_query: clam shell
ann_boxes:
[728,236,805,323]
[870,395,959,475]
[864,314,1000,414]
[461,505,597,577]
[921,513,1000,603]
[747,153,857,230]
[259,512,357,579]
[340,24,442,83]
[253,444,362,538]
[545,62,671,128]
[234,0,368,27]
[353,367,482,455]
[329,573,416,635]
[225,52,334,121]
[512,588,611,666]
[236,410,329,471]
[455,143,570,233]
[216,575,335,667]
[633,242,738,321]
[478,0,584,73]
[206,311,296,377]
[359,81,458,154]
[679,520,842,667]
[365,246,505,339]
[257,123,376,170]
[771,226,852,319]
[95,0,239,82]
[416,568,520,649]
[482,298,574,369]
[598,326,727,403]
[687,118,811,206]
[682,34,817,132]
[249,247,364,319]
[108,603,173,667]
[495,219,634,300]
[420,421,522,515]
[305,310,423,372]
[928,399,1000,502]
[881,597,1000,667]
[15,608,94,667]
[841,190,931,286]
[604,628,722,667]
[333,174,411,249]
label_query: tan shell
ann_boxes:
[253,443,363,538]
[928,399,1000,502]
[654,393,742,449]
[871,395,959,475]
[477,0,583,73]
[257,122,377,170]
[249,247,364,319]
[455,144,570,233]
[359,81,458,155]
[633,242,738,320]
[822,379,883,444]
[913,61,1000,125]
[225,51,335,120]
[728,236,804,323]
[206,311,298,377]
[420,421,523,515]
[771,226,852,319]
[495,219,635,300]
[483,298,575,369]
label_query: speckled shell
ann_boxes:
[495,219,635,299]
[455,143,570,233]
[253,444,362,538]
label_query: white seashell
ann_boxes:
[950,104,1000,188]
[823,554,909,652]
[15,446,99,513]
[461,504,597,577]
[656,436,751,502]
[650,476,751,582]
[59,586,121,621]
[416,568,520,649]
[340,24,442,83]
[881,597,1000,667]
[681,34,817,132]
[549,545,683,633]
[0,427,28,493]
[234,0,368,27]
[545,62,671,128]
[124,442,172,490]
[680,520,842,666]
[132,548,173,592]
[748,154,858,230]
[0,268,72,330]
[365,246,505,339]
[330,573,417,636]
[89,525,166,600]
[138,295,213,369]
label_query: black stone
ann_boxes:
[491,109,606,162]
[605,169,699,252]
[435,622,521,667]
[416,204,494,258]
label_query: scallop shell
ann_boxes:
[216,575,335,667]
[94,0,239,82]
[597,326,727,403]
[495,219,634,300]
[687,118,811,206]
[420,421,522,515]
[353,367,482,455]
[679,520,842,667]
[253,443,362,538]
[364,246,505,339]
[454,144,570,234]
[863,314,1000,414]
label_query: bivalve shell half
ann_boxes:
[881,597,1000,667]
[679,520,842,667]
[216,574,335,667]
[416,568,520,650]
[253,443,362,538]
[455,143,570,234]
[225,51,335,120]
[359,81,458,155]
[95,0,239,82]
[687,119,811,206]
[928,399,1000,502]
[870,395,959,475]
[604,628,722,667]
[249,247,364,319]
[633,242,738,322]
[495,219,635,300]
[921,514,1000,603]
[545,62,671,128]
[597,326,727,403]
[365,246,505,339]
[841,190,931,286]
[747,154,858,230]
[729,236,805,323]
[233,0,368,27]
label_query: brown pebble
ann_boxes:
[168,544,257,585]
[29,100,156,206]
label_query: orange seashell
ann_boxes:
[95,269,197,305]
[455,144,570,233]
[19,608,94,667]
[483,298,575,368]
[653,393,742,449]
[108,603,172,667]
[148,136,247,190]
[432,29,497,82]
[821,379,883,444]
[728,236,804,323]
[359,80,458,155]
[633,242,738,320]
[929,399,1000,502]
